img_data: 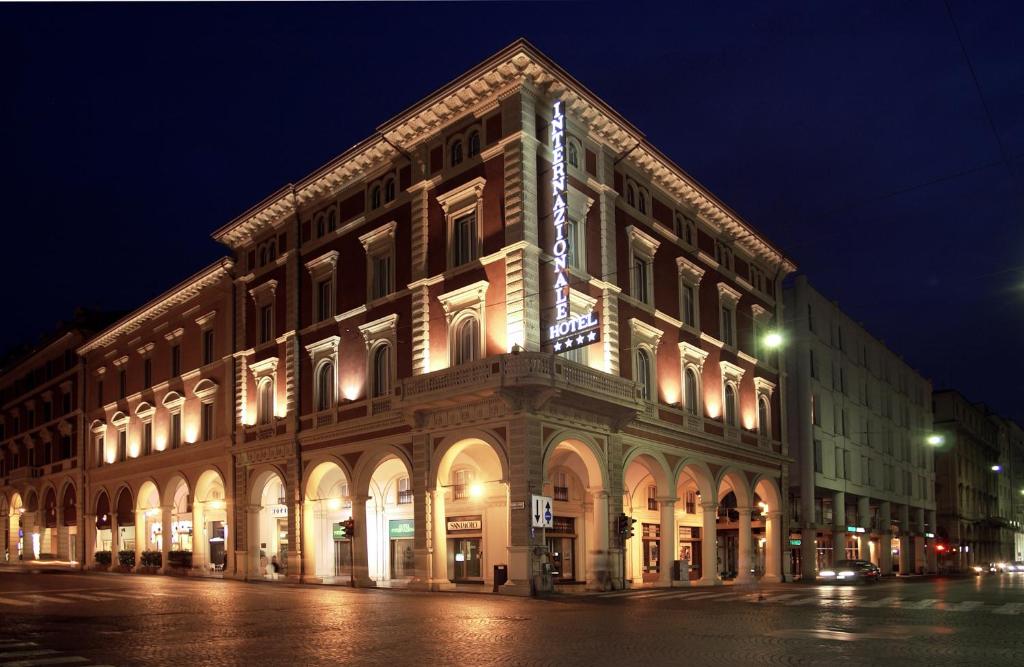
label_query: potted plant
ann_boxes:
[116,549,135,570]
[93,550,112,571]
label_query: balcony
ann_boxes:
[398,352,642,417]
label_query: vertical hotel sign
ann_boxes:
[548,99,600,353]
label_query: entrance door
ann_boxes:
[449,538,482,581]
[546,536,576,582]
[208,521,226,570]
[276,518,288,574]
[334,539,352,577]
[390,539,414,579]
[718,531,738,578]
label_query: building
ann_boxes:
[0,310,115,563]
[784,276,936,580]
[1007,420,1024,561]
[932,391,1020,569]
[76,259,235,574]
[2,39,798,591]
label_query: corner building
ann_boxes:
[216,40,795,592]
[784,276,936,580]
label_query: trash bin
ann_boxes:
[493,564,508,592]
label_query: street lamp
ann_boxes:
[926,434,945,446]
[763,331,784,349]
[991,465,1002,473]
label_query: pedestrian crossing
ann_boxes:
[0,639,112,667]
[0,589,158,608]
[592,587,1024,614]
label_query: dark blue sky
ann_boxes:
[2,2,1021,421]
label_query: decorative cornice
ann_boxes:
[437,280,489,315]
[77,258,233,355]
[676,256,706,283]
[358,221,397,251]
[434,176,487,214]
[717,282,742,305]
[753,376,777,397]
[720,360,746,383]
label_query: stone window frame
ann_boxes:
[629,318,664,403]
[717,282,742,350]
[436,176,486,270]
[678,342,709,419]
[753,377,777,442]
[566,188,594,275]
[305,251,339,323]
[719,360,746,434]
[135,400,155,456]
[249,280,278,346]
[249,356,279,425]
[304,337,340,414]
[438,280,488,367]
[194,378,218,442]
[677,256,705,333]
[674,212,699,249]
[89,419,106,468]
[359,222,397,304]
[626,225,660,308]
[111,410,130,463]
[359,314,398,410]
[162,390,185,450]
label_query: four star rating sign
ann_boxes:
[552,329,599,352]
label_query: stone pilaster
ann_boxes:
[409,283,431,375]
[502,90,539,248]
[505,245,540,352]
[409,153,430,282]
[596,146,617,282]
[601,285,621,375]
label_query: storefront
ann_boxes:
[446,515,483,583]
[642,522,660,581]
[678,525,701,580]
[546,516,576,583]
[388,519,414,579]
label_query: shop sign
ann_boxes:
[845,525,866,534]
[546,98,600,354]
[924,532,935,539]
[270,505,288,518]
[389,519,415,539]
[789,538,802,546]
[510,501,525,511]
[446,516,482,532]
[332,522,347,541]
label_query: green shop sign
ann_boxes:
[332,522,347,541]
[389,519,414,539]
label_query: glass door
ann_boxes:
[450,538,482,581]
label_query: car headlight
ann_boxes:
[838,570,855,577]
[820,570,836,577]
[972,566,984,573]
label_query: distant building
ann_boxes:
[784,276,936,580]
[932,392,1021,568]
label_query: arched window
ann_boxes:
[370,185,382,210]
[316,362,334,412]
[567,139,580,169]
[724,383,737,426]
[626,182,637,208]
[450,139,463,166]
[467,131,480,158]
[684,368,699,416]
[636,348,653,401]
[257,378,274,425]
[758,396,771,436]
[327,209,337,233]
[638,187,648,215]
[453,317,479,365]
[371,344,391,398]
[316,214,326,239]
[384,177,396,203]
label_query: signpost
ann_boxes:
[546,98,599,354]
[531,494,553,529]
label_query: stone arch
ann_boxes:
[351,445,412,498]
[622,446,672,500]
[302,457,352,502]
[162,472,191,508]
[716,467,752,508]
[673,458,715,500]
[25,488,39,513]
[248,465,289,506]
[61,482,77,526]
[429,430,509,490]
[751,475,782,513]
[541,430,608,492]
[114,485,134,526]
[195,468,227,503]
[42,485,58,528]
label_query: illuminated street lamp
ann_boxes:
[763,331,784,349]
[991,464,1002,473]
[926,434,945,446]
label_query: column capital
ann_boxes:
[587,487,609,499]
[701,501,719,512]
[736,507,752,517]
[766,511,783,520]
[656,496,677,505]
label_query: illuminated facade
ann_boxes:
[784,276,936,579]
[76,260,235,574]
[1,40,798,590]
[932,395,1022,569]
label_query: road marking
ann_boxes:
[993,603,1024,615]
[903,599,940,609]
[854,596,902,608]
[89,591,137,599]
[0,657,89,667]
[0,598,31,607]
[21,595,70,605]
[945,601,983,612]
[749,593,802,603]
[0,651,58,659]
[55,593,111,602]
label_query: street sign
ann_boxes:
[510,501,526,511]
[531,494,553,529]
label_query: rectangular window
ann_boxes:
[647,485,659,511]
[397,477,413,505]
[681,284,695,327]
[143,422,152,456]
[317,279,332,321]
[814,439,823,473]
[97,379,104,408]
[371,254,392,300]
[144,358,152,389]
[117,430,127,463]
[96,436,104,467]
[259,304,273,343]
[170,412,182,450]
[203,329,215,365]
[554,471,569,502]
[201,402,214,441]
[171,344,181,377]
[42,401,52,422]
[633,257,649,304]
[452,213,478,266]
[809,349,817,379]
[685,491,697,514]
[807,304,814,332]
[812,394,821,426]
[721,305,734,346]
[119,370,127,399]
[62,391,71,414]
[835,448,844,479]
[566,218,581,270]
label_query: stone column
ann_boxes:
[109,511,119,564]
[763,511,783,582]
[898,504,911,575]
[735,508,754,583]
[429,489,450,588]
[857,496,871,559]
[832,491,846,565]
[926,509,938,573]
[246,504,263,580]
[83,513,96,568]
[351,494,374,587]
[658,498,677,587]
[586,489,610,591]
[159,505,172,574]
[914,507,926,574]
[700,502,721,586]
[134,509,146,571]
[56,504,68,560]
[878,501,893,575]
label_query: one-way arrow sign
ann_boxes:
[531,494,554,528]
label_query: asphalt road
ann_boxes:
[1,571,1023,666]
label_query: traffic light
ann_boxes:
[616,514,636,540]
[344,518,355,539]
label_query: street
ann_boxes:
[1,573,1023,666]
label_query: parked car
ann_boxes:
[819,560,882,583]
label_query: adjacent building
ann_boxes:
[5,39,800,590]
[784,276,936,580]
[932,392,1022,569]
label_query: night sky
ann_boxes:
[2,2,1021,421]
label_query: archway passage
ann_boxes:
[193,470,228,572]
[622,453,671,585]
[365,457,414,584]
[251,470,289,579]
[41,488,58,560]
[137,481,161,555]
[164,477,191,569]
[544,438,609,590]
[753,478,783,582]
[61,484,78,562]
[115,487,135,554]
[303,462,351,583]
[675,463,715,583]
[716,470,753,582]
[94,491,112,554]
[433,438,508,587]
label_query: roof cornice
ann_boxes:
[77,258,234,355]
